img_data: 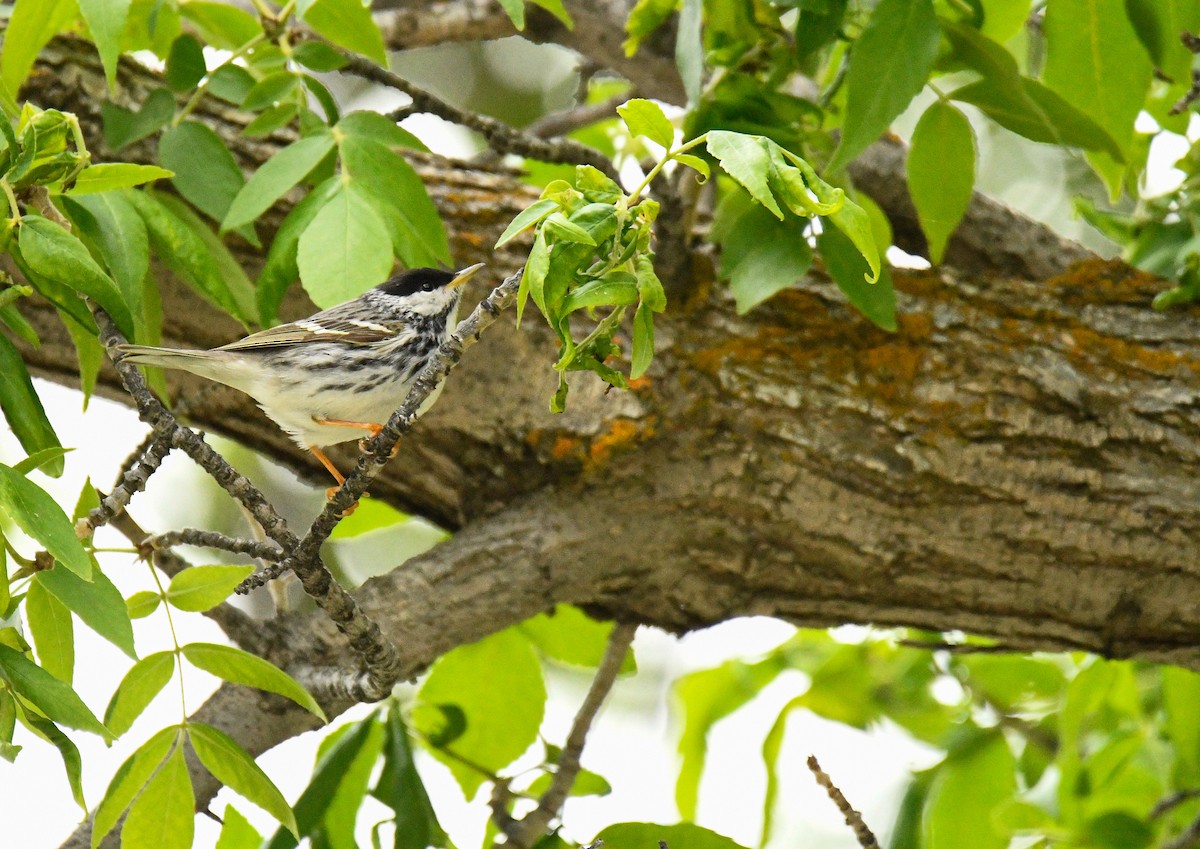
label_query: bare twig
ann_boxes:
[807,756,879,849]
[145,529,283,562]
[503,622,637,848]
[1164,813,1200,849]
[899,638,1016,654]
[338,52,619,180]
[1153,789,1200,820]
[527,93,627,139]
[78,430,173,537]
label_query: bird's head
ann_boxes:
[373,263,485,317]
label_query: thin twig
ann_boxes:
[145,529,283,562]
[526,94,627,139]
[339,52,619,180]
[1153,789,1200,820]
[1164,813,1200,849]
[806,756,879,849]
[899,639,1016,654]
[503,622,637,848]
[78,430,173,537]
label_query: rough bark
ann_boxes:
[25,21,1200,848]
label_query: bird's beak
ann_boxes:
[448,262,485,289]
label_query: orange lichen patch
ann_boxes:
[897,311,934,341]
[690,326,822,376]
[628,376,652,391]
[1066,326,1200,377]
[588,418,653,467]
[1047,259,1166,306]
[551,434,583,460]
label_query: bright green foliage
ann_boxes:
[518,604,637,672]
[122,743,195,849]
[165,565,255,612]
[36,556,136,657]
[215,806,264,849]
[0,334,64,476]
[103,651,175,737]
[0,643,110,738]
[25,577,74,682]
[596,822,748,849]
[0,463,91,578]
[908,102,975,264]
[92,727,178,847]
[181,642,326,720]
[188,723,298,836]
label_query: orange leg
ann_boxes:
[309,446,360,515]
[313,416,400,458]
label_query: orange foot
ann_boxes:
[312,416,399,459]
[310,445,364,516]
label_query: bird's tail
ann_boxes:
[115,344,219,377]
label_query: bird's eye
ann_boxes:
[422,282,435,292]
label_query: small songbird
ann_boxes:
[117,263,485,494]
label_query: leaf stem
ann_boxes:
[628,133,709,201]
[146,560,188,719]
[1,179,19,221]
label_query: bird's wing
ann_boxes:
[217,305,416,351]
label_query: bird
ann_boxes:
[117,263,485,498]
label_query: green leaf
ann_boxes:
[37,557,136,657]
[1043,0,1152,160]
[189,722,298,835]
[339,135,450,266]
[12,447,72,476]
[617,98,674,148]
[761,695,803,845]
[124,189,251,321]
[256,177,340,324]
[92,726,177,847]
[827,0,939,172]
[122,743,194,849]
[676,0,703,103]
[713,190,812,313]
[924,733,1016,849]
[673,152,710,180]
[293,40,349,72]
[242,70,300,112]
[674,654,787,819]
[208,65,257,105]
[542,212,597,245]
[78,0,132,87]
[597,822,748,849]
[496,0,525,28]
[296,183,394,308]
[0,334,64,477]
[301,0,387,66]
[1083,812,1154,849]
[182,642,326,719]
[0,463,91,578]
[24,713,85,808]
[949,77,1123,160]
[159,121,251,232]
[100,89,175,150]
[518,227,550,323]
[166,565,255,612]
[519,605,636,672]
[0,644,109,737]
[706,131,783,218]
[631,302,654,378]
[817,222,896,331]
[126,590,162,619]
[62,191,149,339]
[103,650,175,737]
[216,805,264,849]
[560,278,639,313]
[415,628,546,797]
[223,133,335,232]
[0,0,80,96]
[26,576,74,682]
[336,110,426,150]
[373,707,448,849]
[164,33,207,92]
[496,199,559,248]
[68,163,174,195]
[179,2,263,50]
[19,215,135,339]
[1163,667,1200,785]
[263,715,380,849]
[624,0,676,55]
[908,101,975,265]
[243,102,301,137]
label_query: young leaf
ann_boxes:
[189,722,298,835]
[37,558,136,657]
[67,163,174,195]
[827,0,940,172]
[181,642,326,719]
[78,0,132,87]
[126,590,162,619]
[223,132,335,232]
[0,334,64,477]
[122,744,194,849]
[0,644,109,738]
[713,189,813,313]
[0,463,91,578]
[706,131,784,218]
[11,446,73,476]
[296,183,393,308]
[520,605,637,671]
[92,726,178,847]
[415,628,546,797]
[18,215,135,339]
[336,110,427,150]
[495,199,559,248]
[103,650,175,737]
[26,576,74,683]
[166,565,255,612]
[256,177,341,324]
[908,101,975,264]
[617,98,674,148]
[216,805,264,849]
[496,0,525,29]
[300,0,387,66]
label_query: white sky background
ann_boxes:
[4,31,1198,849]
